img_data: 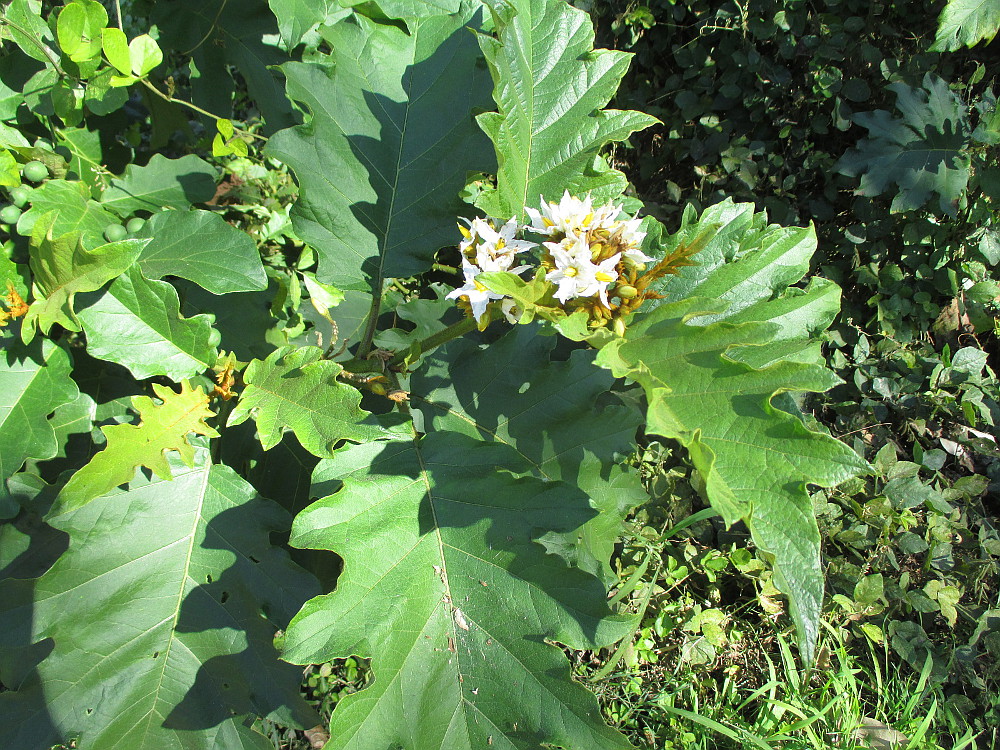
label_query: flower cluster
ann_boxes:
[448,192,687,332]
[526,192,653,315]
[446,216,533,323]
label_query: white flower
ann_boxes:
[545,236,599,303]
[460,216,536,266]
[500,298,523,324]
[525,192,620,238]
[588,254,621,306]
[446,261,504,323]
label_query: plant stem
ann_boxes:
[114,0,124,30]
[356,289,383,359]
[140,79,267,142]
[387,316,477,368]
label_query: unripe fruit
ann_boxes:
[104,224,128,242]
[21,161,48,183]
[8,186,31,208]
[0,205,22,224]
[126,217,145,234]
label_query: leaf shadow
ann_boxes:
[413,324,640,490]
[0,480,68,748]
[353,430,623,647]
[339,8,494,291]
[163,496,321,732]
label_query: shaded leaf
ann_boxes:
[52,381,220,514]
[227,345,391,457]
[101,154,218,216]
[135,209,267,294]
[77,266,220,381]
[413,325,645,581]
[0,448,319,750]
[836,74,971,215]
[287,431,634,750]
[475,0,658,221]
[265,4,495,291]
[151,0,298,135]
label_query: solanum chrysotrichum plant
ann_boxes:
[0,0,866,748]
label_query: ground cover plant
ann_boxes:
[0,1,996,750]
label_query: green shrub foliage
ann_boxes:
[0,1,872,748]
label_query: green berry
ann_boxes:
[21,160,48,183]
[126,217,146,234]
[8,186,31,208]
[0,205,22,225]
[104,223,128,243]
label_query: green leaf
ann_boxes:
[836,74,971,215]
[412,325,646,581]
[16,179,117,247]
[56,0,108,63]
[2,0,56,64]
[0,339,79,502]
[23,214,148,337]
[286,431,634,750]
[128,33,162,76]
[265,4,495,291]
[265,0,337,49]
[101,154,219,215]
[932,0,1000,51]
[77,266,221,381]
[54,126,103,192]
[227,346,391,457]
[134,209,267,294]
[347,0,462,18]
[593,204,867,662]
[475,0,658,221]
[101,26,131,75]
[0,148,19,187]
[52,381,221,514]
[0,448,319,749]
[650,200,842,365]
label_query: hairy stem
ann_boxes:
[356,289,383,359]
[387,316,478,368]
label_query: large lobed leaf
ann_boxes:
[931,0,1000,51]
[100,154,218,216]
[0,448,319,750]
[77,266,221,382]
[413,324,646,581]
[284,430,635,750]
[596,202,868,661]
[836,73,971,215]
[265,3,495,291]
[475,0,658,221]
[134,209,268,294]
[227,345,391,457]
[53,381,220,514]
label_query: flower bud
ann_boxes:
[616,284,639,299]
[612,317,626,337]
